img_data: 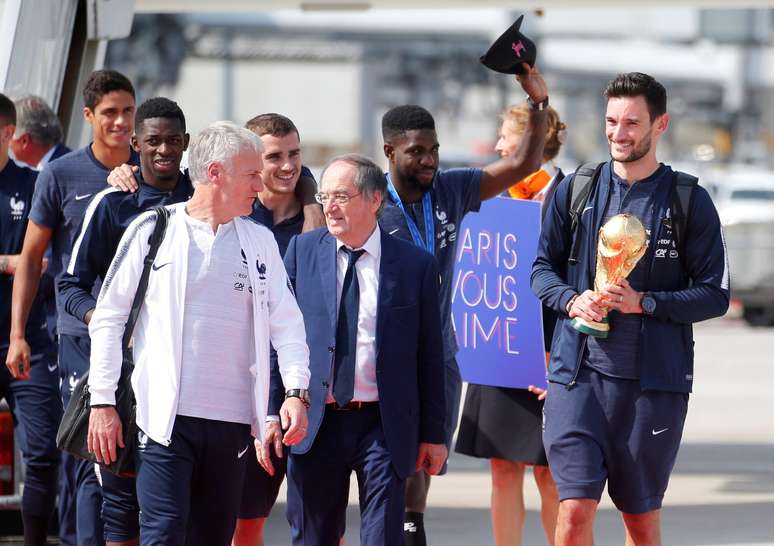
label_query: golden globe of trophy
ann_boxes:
[570,213,647,338]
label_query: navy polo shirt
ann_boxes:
[0,160,54,354]
[378,168,482,362]
[28,145,140,338]
[249,200,304,258]
[583,164,668,379]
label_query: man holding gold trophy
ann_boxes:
[532,73,730,546]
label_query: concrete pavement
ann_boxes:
[264,317,774,545]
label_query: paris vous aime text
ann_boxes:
[451,228,521,355]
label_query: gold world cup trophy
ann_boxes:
[570,213,647,338]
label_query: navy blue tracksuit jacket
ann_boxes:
[531,162,730,393]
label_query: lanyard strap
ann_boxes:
[386,176,435,255]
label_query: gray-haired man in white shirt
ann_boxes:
[87,121,311,546]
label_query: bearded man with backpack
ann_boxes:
[531,72,730,546]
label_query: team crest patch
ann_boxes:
[256,260,267,280]
[10,195,25,220]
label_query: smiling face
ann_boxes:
[84,90,135,150]
[320,160,382,247]
[385,129,439,194]
[133,117,189,185]
[259,131,301,195]
[605,95,668,165]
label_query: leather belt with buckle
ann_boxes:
[326,401,379,411]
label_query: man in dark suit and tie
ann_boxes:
[279,154,447,545]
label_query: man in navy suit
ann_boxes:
[279,154,447,546]
[10,95,70,170]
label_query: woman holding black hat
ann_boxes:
[455,102,566,546]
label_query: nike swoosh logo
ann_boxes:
[389,228,400,235]
[75,193,92,201]
[237,445,249,459]
[152,262,171,271]
[652,428,669,436]
[582,206,594,215]
[47,363,58,372]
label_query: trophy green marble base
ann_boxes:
[570,316,609,338]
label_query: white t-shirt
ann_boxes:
[177,213,254,424]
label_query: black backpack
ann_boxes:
[566,162,697,270]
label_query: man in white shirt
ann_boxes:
[280,154,447,546]
[86,121,311,546]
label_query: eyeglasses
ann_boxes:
[314,191,362,205]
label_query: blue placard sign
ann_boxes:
[451,197,547,389]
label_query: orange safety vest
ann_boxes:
[507,168,552,200]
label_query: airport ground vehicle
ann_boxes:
[712,168,774,326]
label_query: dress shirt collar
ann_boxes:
[36,145,58,171]
[335,224,381,262]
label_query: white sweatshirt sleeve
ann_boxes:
[265,234,311,390]
[87,213,154,405]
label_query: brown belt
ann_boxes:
[325,401,379,411]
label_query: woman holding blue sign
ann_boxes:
[456,102,566,546]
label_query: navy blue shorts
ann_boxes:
[136,415,252,546]
[58,333,91,407]
[239,440,286,519]
[543,366,688,514]
[97,465,139,542]
[58,334,105,545]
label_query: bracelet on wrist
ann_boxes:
[527,96,549,111]
[565,294,579,314]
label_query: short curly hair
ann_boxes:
[381,105,435,143]
[135,97,186,133]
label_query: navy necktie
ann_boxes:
[333,247,366,408]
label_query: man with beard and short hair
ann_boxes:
[377,63,548,546]
[58,96,193,546]
[532,72,729,546]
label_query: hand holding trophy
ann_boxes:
[570,213,647,338]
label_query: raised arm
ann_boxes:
[480,64,549,201]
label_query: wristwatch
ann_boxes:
[640,293,657,316]
[285,389,310,408]
[527,96,549,111]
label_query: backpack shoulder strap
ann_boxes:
[568,162,605,264]
[670,171,698,258]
